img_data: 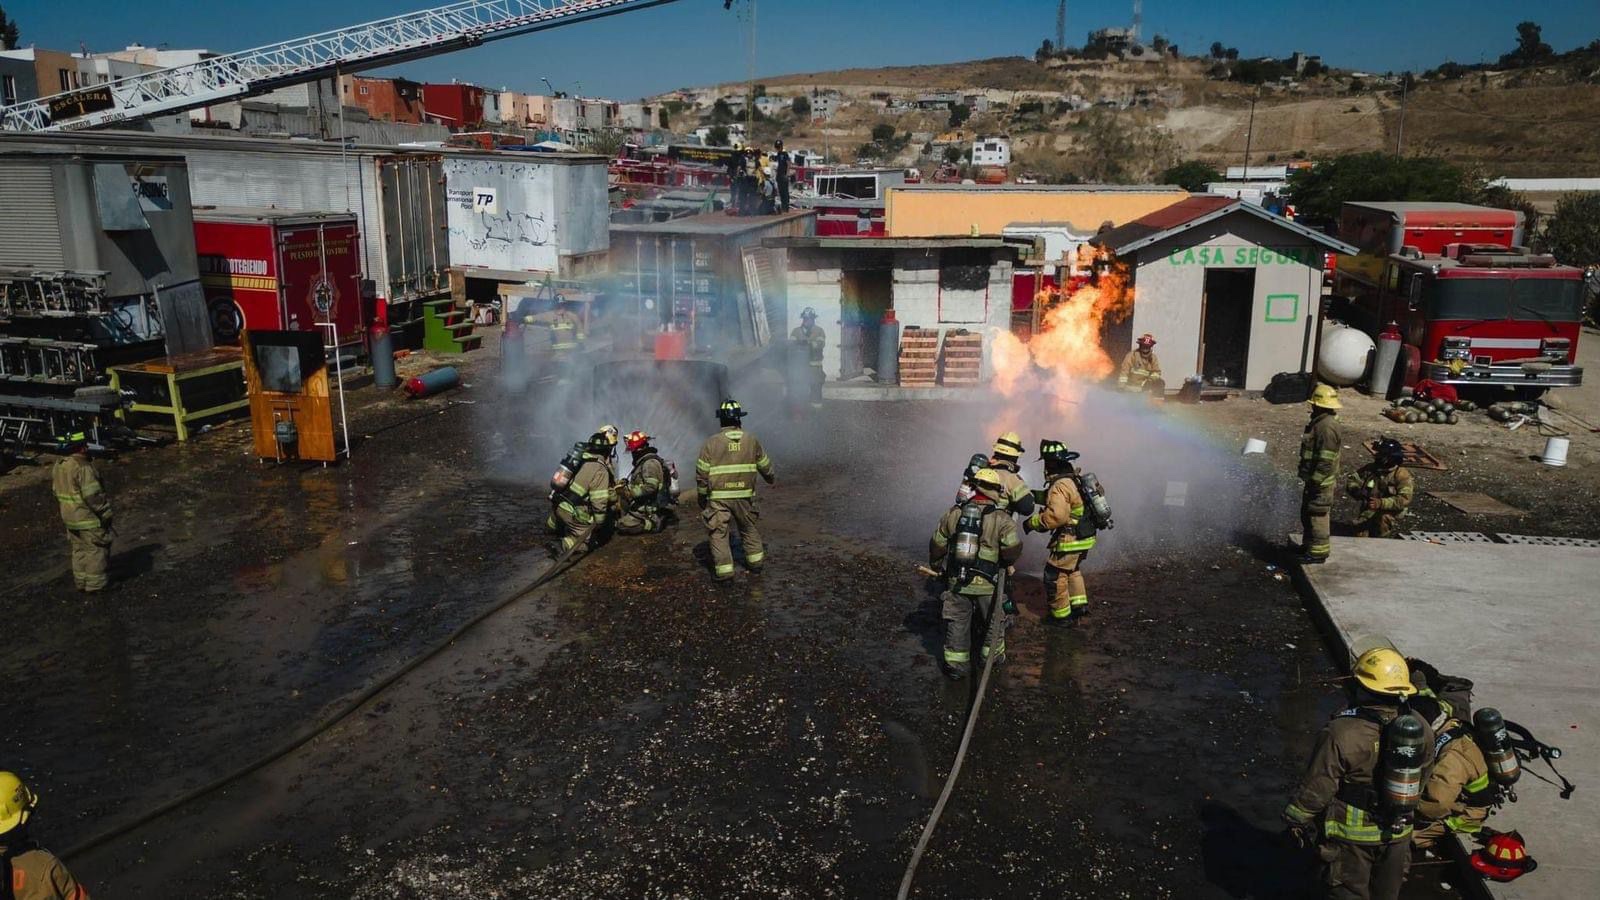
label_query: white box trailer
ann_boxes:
[439,150,610,281]
[0,131,450,325]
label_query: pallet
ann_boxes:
[1363,439,1446,471]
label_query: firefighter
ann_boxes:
[616,430,671,535]
[523,296,586,380]
[1025,440,1095,627]
[51,432,112,593]
[986,431,1036,518]
[1117,333,1165,394]
[1,771,90,900]
[929,468,1024,679]
[790,307,826,407]
[1346,438,1413,538]
[1413,713,1494,850]
[1282,646,1435,900]
[544,426,617,558]
[695,399,775,580]
[1298,384,1344,564]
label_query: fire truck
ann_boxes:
[1333,202,1585,390]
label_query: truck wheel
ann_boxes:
[210,299,244,344]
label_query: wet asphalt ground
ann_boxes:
[1,359,1425,899]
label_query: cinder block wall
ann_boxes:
[784,248,845,376]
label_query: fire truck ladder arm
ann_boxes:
[1,0,685,133]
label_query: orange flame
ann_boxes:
[989,245,1135,418]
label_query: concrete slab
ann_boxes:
[1296,536,1599,900]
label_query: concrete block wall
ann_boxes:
[785,249,844,375]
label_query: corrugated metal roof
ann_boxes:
[610,209,815,237]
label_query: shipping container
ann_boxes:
[193,207,365,348]
[0,150,208,356]
[440,150,609,280]
[0,132,451,326]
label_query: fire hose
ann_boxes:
[61,535,596,862]
[897,568,1007,900]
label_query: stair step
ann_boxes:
[422,298,457,310]
[446,321,475,333]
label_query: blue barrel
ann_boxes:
[405,366,460,398]
[370,325,397,389]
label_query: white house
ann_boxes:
[971,136,1011,168]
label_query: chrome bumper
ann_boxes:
[1422,361,1584,387]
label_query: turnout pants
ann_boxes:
[1300,487,1333,559]
[68,527,111,592]
[1354,512,1399,539]
[1319,838,1410,900]
[616,505,663,535]
[704,498,763,577]
[546,504,599,558]
[1044,552,1088,620]
[941,586,1006,675]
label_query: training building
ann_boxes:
[763,235,1033,382]
[1091,196,1357,391]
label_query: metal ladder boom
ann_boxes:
[1,0,683,133]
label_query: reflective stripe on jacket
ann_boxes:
[1118,349,1162,387]
[1346,463,1414,520]
[1,843,91,900]
[696,427,773,502]
[790,325,825,366]
[989,460,1035,517]
[1027,473,1095,555]
[52,455,109,531]
[1418,722,1493,836]
[559,457,613,522]
[1282,704,1435,845]
[1299,413,1342,490]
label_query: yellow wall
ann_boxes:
[886,187,1190,237]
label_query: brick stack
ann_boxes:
[897,326,939,387]
[941,330,983,386]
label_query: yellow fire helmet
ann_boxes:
[972,467,1006,495]
[991,431,1024,458]
[1353,647,1416,697]
[1308,383,1342,410]
[1,770,36,834]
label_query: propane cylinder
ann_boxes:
[667,460,682,499]
[1317,323,1376,386]
[404,366,460,398]
[1473,707,1522,788]
[370,324,397,389]
[1369,322,1403,398]
[952,503,983,574]
[1078,471,1114,529]
[1381,710,1428,821]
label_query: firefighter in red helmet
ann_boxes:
[1118,333,1165,394]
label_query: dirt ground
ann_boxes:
[2,333,1525,898]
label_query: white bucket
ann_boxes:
[1242,438,1267,455]
[1540,436,1570,467]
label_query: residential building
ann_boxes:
[617,102,656,130]
[753,95,786,117]
[340,75,425,124]
[0,48,84,95]
[963,94,990,113]
[101,45,216,68]
[499,91,531,127]
[481,90,502,124]
[422,82,486,129]
[1,56,37,108]
[549,96,577,131]
[809,92,842,119]
[915,91,961,110]
[971,136,1011,168]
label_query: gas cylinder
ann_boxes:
[404,366,460,398]
[1077,471,1114,529]
[1381,710,1428,821]
[951,502,983,578]
[1473,707,1522,789]
[550,444,584,496]
[370,324,397,389]
[1369,322,1403,398]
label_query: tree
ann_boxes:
[0,4,19,50]
[753,83,767,98]
[1151,35,1169,54]
[1348,77,1366,93]
[1231,58,1291,84]
[1541,193,1600,268]
[707,125,730,147]
[1284,152,1480,224]
[1302,59,1325,77]
[791,95,810,117]
[710,98,734,124]
[1515,21,1553,61]
[1210,41,1226,59]
[870,122,896,143]
[1161,160,1223,192]
[943,144,964,164]
[948,103,971,127]
[1225,47,1240,61]
[1036,38,1055,61]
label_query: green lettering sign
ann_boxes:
[1162,245,1314,266]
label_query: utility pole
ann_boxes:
[1242,93,1257,174]
[1395,73,1409,156]
[1056,1,1066,53]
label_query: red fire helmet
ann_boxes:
[624,430,651,452]
[1470,832,1537,882]
[1136,333,1157,348]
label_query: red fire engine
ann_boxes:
[1333,202,1584,390]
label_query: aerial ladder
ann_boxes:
[0,0,686,133]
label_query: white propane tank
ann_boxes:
[1317,323,1375,386]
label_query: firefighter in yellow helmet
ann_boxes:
[1298,384,1344,563]
[544,425,617,559]
[1282,644,1436,900]
[523,296,586,382]
[695,400,775,580]
[1,771,90,900]
[929,467,1023,680]
[50,432,113,592]
[1025,439,1095,626]
[986,431,1036,518]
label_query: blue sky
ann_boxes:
[6,0,1597,99]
